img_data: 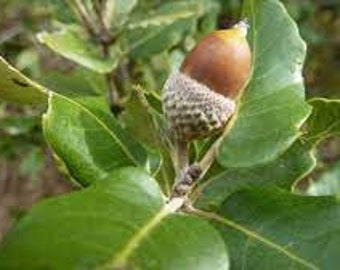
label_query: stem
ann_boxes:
[105,73,119,109]
[174,139,188,182]
[67,0,120,115]
[116,60,132,96]
[68,0,97,37]
[91,0,113,45]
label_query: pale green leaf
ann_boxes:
[37,26,119,73]
[103,0,138,29]
[0,56,47,105]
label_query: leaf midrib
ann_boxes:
[198,210,319,270]
[100,198,184,269]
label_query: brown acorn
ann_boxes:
[162,20,251,141]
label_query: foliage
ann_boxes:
[0,0,339,269]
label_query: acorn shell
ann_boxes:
[162,71,235,141]
[180,28,251,99]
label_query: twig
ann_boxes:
[67,0,97,37]
[91,0,113,46]
[175,139,189,178]
[105,73,119,109]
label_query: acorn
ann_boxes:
[162,20,251,141]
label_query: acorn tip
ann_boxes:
[233,19,249,37]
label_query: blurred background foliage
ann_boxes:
[0,0,339,241]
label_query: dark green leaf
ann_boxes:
[120,89,161,149]
[195,141,315,210]
[218,0,311,168]
[212,188,340,270]
[0,168,229,270]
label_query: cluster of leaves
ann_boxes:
[0,0,339,269]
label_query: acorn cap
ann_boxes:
[180,21,251,99]
[162,71,235,141]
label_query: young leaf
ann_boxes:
[42,92,148,186]
[210,188,340,270]
[37,26,119,73]
[0,56,47,105]
[218,0,311,168]
[0,167,229,270]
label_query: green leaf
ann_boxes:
[304,98,340,144]
[42,92,148,186]
[120,88,175,192]
[41,67,107,97]
[103,0,138,29]
[120,89,161,149]
[0,56,47,104]
[0,167,229,270]
[196,96,340,209]
[196,97,340,210]
[195,141,316,210]
[122,1,210,59]
[37,26,119,73]
[211,188,340,270]
[126,9,197,30]
[218,0,311,168]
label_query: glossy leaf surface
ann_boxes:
[0,168,229,270]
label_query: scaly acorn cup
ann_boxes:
[162,21,251,141]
